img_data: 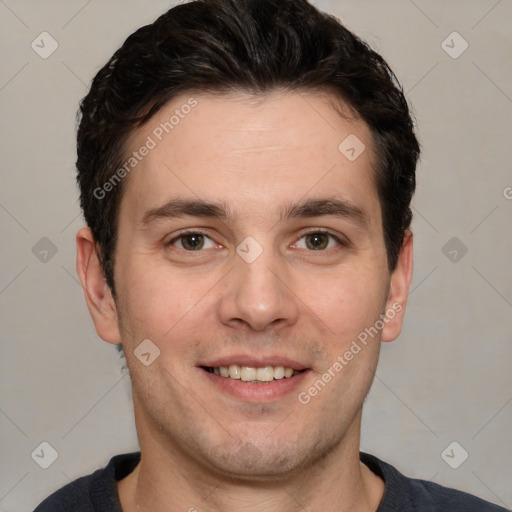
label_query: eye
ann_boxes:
[167,231,217,251]
[294,231,343,251]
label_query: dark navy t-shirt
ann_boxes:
[34,451,509,511]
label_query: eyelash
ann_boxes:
[166,229,346,251]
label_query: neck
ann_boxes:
[118,410,384,512]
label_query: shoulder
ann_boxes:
[33,473,96,512]
[33,452,140,512]
[360,452,509,511]
[406,476,508,510]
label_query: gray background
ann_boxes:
[1,0,511,510]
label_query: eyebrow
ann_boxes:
[140,196,369,229]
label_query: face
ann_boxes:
[79,91,412,480]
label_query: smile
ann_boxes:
[200,363,309,402]
[203,364,303,383]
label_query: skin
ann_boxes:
[76,91,413,512]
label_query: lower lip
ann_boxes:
[200,368,310,402]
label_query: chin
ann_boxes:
[199,432,338,482]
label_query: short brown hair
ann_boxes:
[76,0,420,295]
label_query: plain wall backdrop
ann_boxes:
[0,1,511,510]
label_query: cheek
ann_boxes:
[115,256,213,345]
[299,265,387,344]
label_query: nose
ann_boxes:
[217,247,300,332]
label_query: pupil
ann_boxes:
[184,234,203,250]
[308,233,327,250]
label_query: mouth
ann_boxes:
[198,359,310,402]
[201,364,305,383]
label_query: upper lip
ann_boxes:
[200,355,308,371]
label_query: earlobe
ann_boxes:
[381,231,413,343]
[76,227,121,344]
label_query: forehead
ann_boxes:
[119,90,380,226]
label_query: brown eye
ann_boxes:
[305,233,330,250]
[167,232,216,251]
[180,234,205,250]
[294,231,342,251]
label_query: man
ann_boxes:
[35,0,508,510]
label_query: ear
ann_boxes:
[76,227,121,344]
[381,230,413,343]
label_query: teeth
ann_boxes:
[240,366,256,382]
[273,366,285,379]
[210,364,300,382]
[256,366,274,382]
[228,364,241,379]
